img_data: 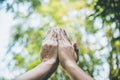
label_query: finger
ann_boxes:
[51,28,57,41]
[56,28,70,46]
[45,28,54,40]
[56,28,62,40]
[42,28,54,45]
[58,28,67,40]
[45,29,52,40]
[61,28,71,44]
[63,29,71,43]
[73,43,79,62]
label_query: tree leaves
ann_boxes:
[13,54,25,67]
[1,0,120,80]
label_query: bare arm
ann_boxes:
[57,28,94,80]
[63,61,94,80]
[16,28,59,80]
[16,60,58,80]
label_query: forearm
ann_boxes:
[16,60,58,80]
[62,61,94,80]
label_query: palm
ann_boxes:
[40,29,58,62]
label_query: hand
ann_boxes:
[40,28,58,64]
[56,28,93,80]
[57,28,78,67]
[16,28,59,80]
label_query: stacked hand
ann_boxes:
[16,28,93,80]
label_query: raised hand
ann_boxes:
[57,28,93,80]
[40,28,58,63]
[16,28,59,80]
[57,28,78,67]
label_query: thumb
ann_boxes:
[73,43,79,62]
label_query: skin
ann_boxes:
[16,28,94,80]
[57,28,94,80]
[16,28,58,80]
[57,28,78,66]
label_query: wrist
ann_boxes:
[60,60,77,69]
[42,58,59,67]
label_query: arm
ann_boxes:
[16,28,59,80]
[16,60,58,80]
[63,60,93,80]
[57,28,94,80]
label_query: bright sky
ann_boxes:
[0,10,16,79]
[0,11,12,57]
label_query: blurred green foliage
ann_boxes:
[0,0,120,80]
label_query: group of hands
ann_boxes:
[17,28,93,80]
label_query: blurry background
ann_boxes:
[0,0,120,80]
